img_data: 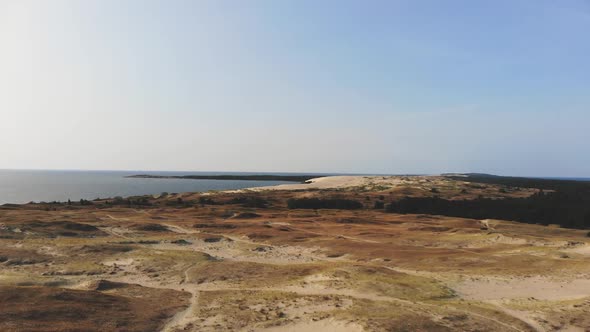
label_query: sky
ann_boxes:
[1,0,589,176]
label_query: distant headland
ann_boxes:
[125,174,324,183]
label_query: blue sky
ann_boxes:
[1,0,589,176]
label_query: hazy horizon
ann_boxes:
[2,0,589,177]
[2,168,590,180]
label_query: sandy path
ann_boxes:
[105,214,130,221]
[161,265,201,332]
[163,223,199,234]
[102,260,201,332]
[94,242,531,332]
[564,244,590,256]
[287,224,381,244]
[91,208,542,332]
[98,226,132,239]
[489,302,545,332]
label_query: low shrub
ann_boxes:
[286,198,363,210]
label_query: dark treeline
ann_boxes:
[385,175,590,229]
[227,196,269,208]
[447,174,590,192]
[196,195,269,208]
[287,198,363,210]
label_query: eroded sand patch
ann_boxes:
[103,257,135,267]
[564,244,590,256]
[256,318,364,332]
[245,175,406,191]
[455,276,590,301]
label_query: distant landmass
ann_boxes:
[126,174,325,183]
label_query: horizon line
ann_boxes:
[1,168,589,179]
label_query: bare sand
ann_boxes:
[454,276,590,301]
[256,318,364,332]
[245,175,408,191]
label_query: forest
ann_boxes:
[385,174,590,229]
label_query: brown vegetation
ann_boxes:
[0,175,589,331]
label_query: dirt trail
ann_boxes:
[74,208,557,332]
[105,214,130,221]
[96,217,535,332]
[161,265,201,332]
[489,302,545,332]
[288,224,381,244]
[163,223,198,234]
[98,226,132,239]
[105,261,200,332]
[75,253,560,332]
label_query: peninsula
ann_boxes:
[126,174,325,183]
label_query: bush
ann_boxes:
[287,198,363,210]
[232,212,261,219]
[374,201,385,209]
[136,224,169,232]
[199,196,215,205]
[228,196,268,208]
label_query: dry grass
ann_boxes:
[0,176,588,331]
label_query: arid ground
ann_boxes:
[1,176,589,331]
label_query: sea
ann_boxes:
[0,170,307,205]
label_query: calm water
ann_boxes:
[0,170,298,205]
